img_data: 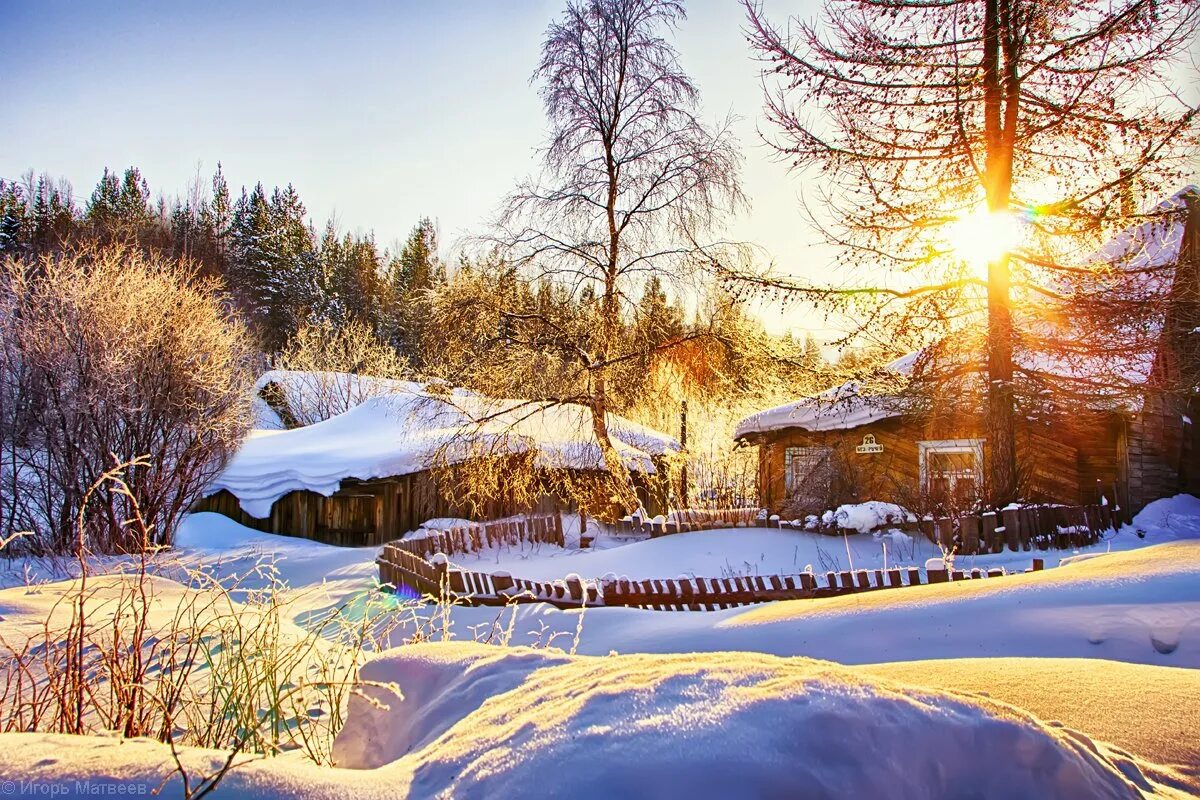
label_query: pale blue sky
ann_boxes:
[1,0,836,335]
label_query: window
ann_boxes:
[919,439,983,505]
[784,446,833,495]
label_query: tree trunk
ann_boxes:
[982,0,1019,504]
[591,125,641,516]
[588,368,640,514]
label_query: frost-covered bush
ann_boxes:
[273,319,408,426]
[0,244,253,553]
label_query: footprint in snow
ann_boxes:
[1149,633,1179,655]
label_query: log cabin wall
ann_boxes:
[753,410,1123,514]
[193,464,659,546]
[1125,193,1200,511]
[1126,392,1190,511]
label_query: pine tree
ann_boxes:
[29,176,74,253]
[390,217,444,365]
[85,168,121,235]
[229,183,276,339]
[0,180,28,256]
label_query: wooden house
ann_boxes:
[736,188,1200,518]
[196,373,679,546]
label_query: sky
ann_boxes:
[1,0,838,337]
[2,1,1195,343]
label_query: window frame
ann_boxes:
[784,445,833,495]
[918,439,984,500]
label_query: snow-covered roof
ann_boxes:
[212,372,680,518]
[736,188,1196,439]
[1090,186,1192,274]
[734,354,916,438]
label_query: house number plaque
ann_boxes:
[855,434,884,454]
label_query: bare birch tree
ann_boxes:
[739,0,1199,504]
[481,0,746,512]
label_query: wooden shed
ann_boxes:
[195,376,679,546]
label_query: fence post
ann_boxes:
[492,570,514,595]
[1001,507,1022,552]
[981,511,998,553]
[959,515,980,555]
[934,517,953,552]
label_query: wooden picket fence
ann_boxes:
[920,503,1114,555]
[377,543,1043,612]
[599,561,1023,610]
[618,507,763,537]
[376,501,1112,611]
[386,513,564,559]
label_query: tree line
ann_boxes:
[0,164,835,424]
[0,165,443,357]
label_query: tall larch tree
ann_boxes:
[742,0,1199,504]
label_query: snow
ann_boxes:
[0,647,1176,799]
[733,352,916,436]
[255,369,413,423]
[1,496,1198,796]
[330,645,1161,798]
[831,500,913,532]
[211,373,680,518]
[858,658,1200,791]
[250,395,287,430]
[1090,187,1193,274]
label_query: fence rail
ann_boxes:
[377,547,1044,612]
[386,514,564,559]
[622,502,1116,553]
[619,507,764,537]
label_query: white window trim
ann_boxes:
[918,439,984,494]
[784,446,832,494]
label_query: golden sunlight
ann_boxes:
[946,205,1022,274]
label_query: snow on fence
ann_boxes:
[926,503,1114,555]
[623,502,1116,553]
[389,514,565,559]
[620,507,763,536]
[377,546,1045,612]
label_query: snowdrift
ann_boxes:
[329,643,1159,798]
[0,646,1168,799]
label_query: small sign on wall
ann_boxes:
[855,434,884,454]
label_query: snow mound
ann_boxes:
[334,643,1151,799]
[1130,493,1200,540]
[832,500,913,532]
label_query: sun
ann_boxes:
[945,206,1022,275]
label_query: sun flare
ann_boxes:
[946,206,1022,273]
